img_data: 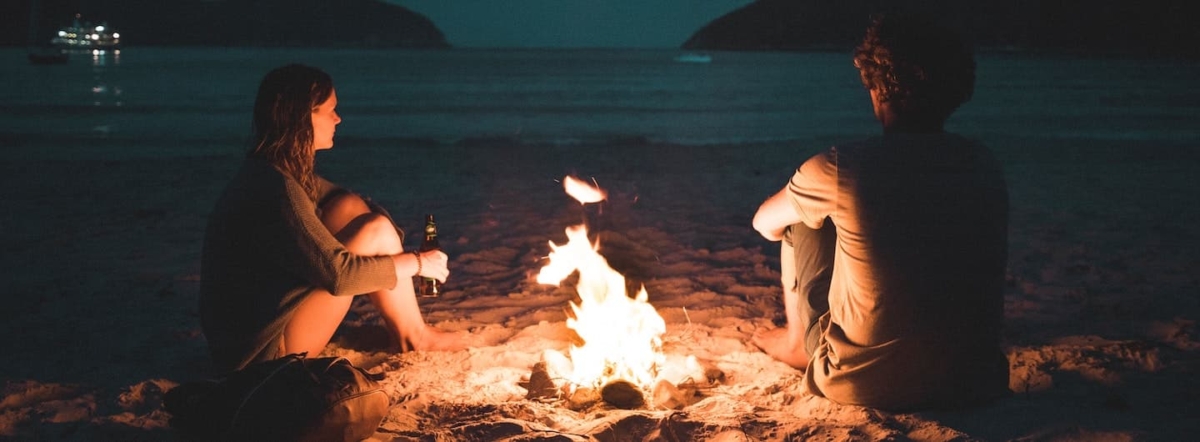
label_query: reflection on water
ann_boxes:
[87,49,123,113]
[89,48,121,68]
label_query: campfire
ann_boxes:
[529,176,715,410]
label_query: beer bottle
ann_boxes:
[416,214,441,297]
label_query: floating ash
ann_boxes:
[534,176,712,409]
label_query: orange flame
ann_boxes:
[538,178,666,390]
[562,175,607,205]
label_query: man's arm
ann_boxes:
[754,148,839,241]
[753,187,802,242]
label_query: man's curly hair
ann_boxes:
[853,13,975,120]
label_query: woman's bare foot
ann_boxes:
[400,326,468,353]
[751,327,810,369]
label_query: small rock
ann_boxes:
[600,379,645,409]
[651,379,691,410]
[520,363,559,401]
[567,387,601,411]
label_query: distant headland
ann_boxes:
[7,0,448,48]
[682,0,1197,58]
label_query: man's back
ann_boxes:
[789,133,1009,410]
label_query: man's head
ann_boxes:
[853,14,975,130]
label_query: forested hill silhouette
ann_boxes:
[7,0,448,48]
[682,0,1195,58]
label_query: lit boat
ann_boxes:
[50,14,120,50]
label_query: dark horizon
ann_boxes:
[4,0,1198,57]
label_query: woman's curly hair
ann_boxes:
[249,64,334,202]
[853,14,975,120]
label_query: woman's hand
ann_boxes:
[413,249,449,282]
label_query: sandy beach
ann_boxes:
[1,132,1197,441]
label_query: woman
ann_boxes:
[200,64,461,372]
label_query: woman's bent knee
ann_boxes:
[321,191,372,233]
[362,213,401,242]
[342,213,403,255]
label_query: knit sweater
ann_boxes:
[200,158,398,372]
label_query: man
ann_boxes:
[751,14,1010,410]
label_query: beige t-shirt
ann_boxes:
[788,133,1010,410]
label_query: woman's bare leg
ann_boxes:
[284,287,354,358]
[285,191,462,356]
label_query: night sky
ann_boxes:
[7,0,1194,55]
[390,0,753,48]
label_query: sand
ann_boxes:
[1,138,1197,441]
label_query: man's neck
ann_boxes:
[872,96,948,134]
[882,121,945,135]
[879,112,946,135]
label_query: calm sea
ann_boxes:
[2,47,1197,161]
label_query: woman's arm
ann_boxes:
[276,177,397,296]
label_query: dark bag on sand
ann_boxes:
[163,353,389,442]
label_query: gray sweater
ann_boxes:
[200,158,397,372]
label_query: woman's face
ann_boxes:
[311,89,341,151]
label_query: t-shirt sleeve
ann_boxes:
[786,148,838,229]
[275,178,398,297]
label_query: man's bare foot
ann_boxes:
[400,326,468,353]
[751,327,810,369]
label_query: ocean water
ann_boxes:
[3,47,1197,161]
